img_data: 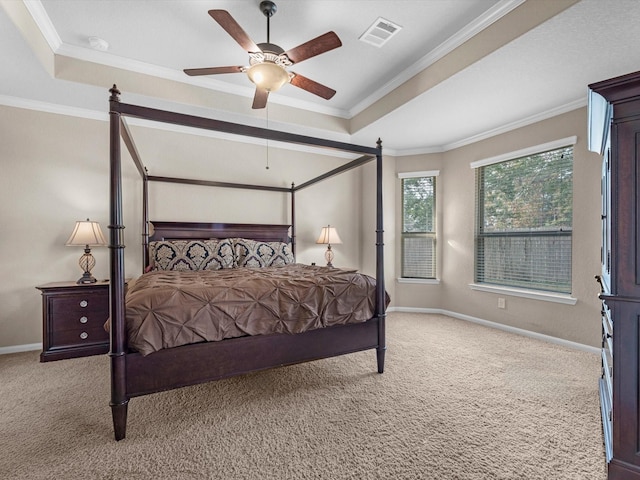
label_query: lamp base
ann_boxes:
[77,248,97,284]
[325,244,335,268]
[77,272,98,284]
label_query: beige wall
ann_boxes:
[0,103,601,350]
[394,107,603,347]
[0,105,142,348]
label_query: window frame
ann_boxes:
[398,170,439,281]
[471,137,576,295]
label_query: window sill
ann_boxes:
[397,278,440,285]
[468,283,577,305]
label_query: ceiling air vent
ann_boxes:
[359,17,402,47]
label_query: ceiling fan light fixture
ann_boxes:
[247,61,290,92]
[185,4,341,107]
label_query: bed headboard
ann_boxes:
[149,221,291,242]
[145,221,293,271]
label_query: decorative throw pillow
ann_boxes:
[149,239,234,271]
[233,238,294,268]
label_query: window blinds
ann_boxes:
[475,146,573,293]
[401,176,436,279]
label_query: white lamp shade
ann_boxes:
[316,226,342,245]
[65,219,107,247]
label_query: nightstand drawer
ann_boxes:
[50,293,108,316]
[51,325,108,348]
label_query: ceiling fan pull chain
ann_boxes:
[266,106,270,170]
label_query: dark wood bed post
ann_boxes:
[142,171,149,271]
[375,138,386,374]
[108,85,129,441]
[290,182,296,258]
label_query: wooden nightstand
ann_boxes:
[36,280,110,362]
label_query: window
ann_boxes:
[400,171,437,279]
[474,141,573,293]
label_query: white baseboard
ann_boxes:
[0,308,600,357]
[387,306,600,355]
[0,343,42,356]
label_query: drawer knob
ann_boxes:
[79,316,88,324]
[79,300,88,308]
[80,332,88,340]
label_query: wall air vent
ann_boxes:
[359,17,402,47]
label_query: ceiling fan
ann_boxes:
[184,1,342,109]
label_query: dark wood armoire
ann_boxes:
[589,70,640,480]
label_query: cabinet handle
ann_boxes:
[79,316,88,324]
[79,332,88,340]
[79,300,88,308]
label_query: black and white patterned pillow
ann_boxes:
[149,239,234,271]
[233,238,294,268]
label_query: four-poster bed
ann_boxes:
[108,85,386,441]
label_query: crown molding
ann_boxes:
[0,94,106,121]
[22,0,61,50]
[393,97,587,157]
[442,97,586,152]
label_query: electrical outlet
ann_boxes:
[498,297,506,309]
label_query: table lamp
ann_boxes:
[316,225,342,267]
[65,219,107,284]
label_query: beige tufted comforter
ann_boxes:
[116,264,385,356]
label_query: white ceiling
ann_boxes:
[2,0,640,155]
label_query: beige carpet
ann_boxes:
[0,312,606,479]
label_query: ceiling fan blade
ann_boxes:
[283,32,342,64]
[183,66,244,76]
[252,88,269,109]
[290,73,336,100]
[208,10,261,53]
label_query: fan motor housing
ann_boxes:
[258,42,284,55]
